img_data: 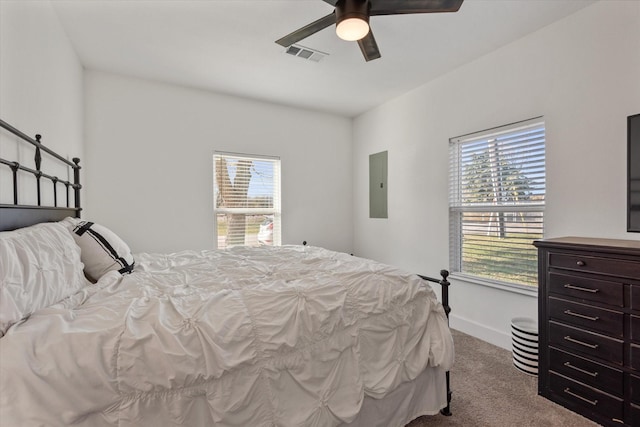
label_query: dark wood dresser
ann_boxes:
[534,237,640,426]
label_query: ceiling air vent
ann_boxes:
[284,45,327,62]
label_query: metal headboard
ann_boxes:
[0,119,81,231]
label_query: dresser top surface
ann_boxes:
[534,236,640,252]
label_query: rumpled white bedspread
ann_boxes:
[0,245,453,427]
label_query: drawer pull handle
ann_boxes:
[576,260,586,267]
[563,361,598,377]
[564,284,599,293]
[564,335,599,349]
[563,388,598,406]
[563,310,599,321]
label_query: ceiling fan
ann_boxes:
[275,0,464,62]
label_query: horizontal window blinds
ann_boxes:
[214,153,281,249]
[449,119,545,287]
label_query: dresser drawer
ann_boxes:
[631,404,640,426]
[633,404,640,427]
[549,347,623,396]
[632,316,640,342]
[549,321,623,365]
[549,372,624,422]
[549,252,640,279]
[632,344,640,371]
[549,297,623,337]
[549,272,623,307]
[632,286,640,312]
[631,375,640,404]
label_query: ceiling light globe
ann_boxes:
[336,18,370,41]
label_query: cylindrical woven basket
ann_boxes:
[511,317,538,376]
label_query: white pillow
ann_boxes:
[0,222,89,336]
[67,220,135,282]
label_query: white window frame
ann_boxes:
[448,117,545,294]
[213,152,281,249]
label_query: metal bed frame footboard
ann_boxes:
[0,119,81,231]
[419,270,453,417]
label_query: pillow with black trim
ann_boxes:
[68,220,135,282]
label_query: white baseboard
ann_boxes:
[449,313,512,350]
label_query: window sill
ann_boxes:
[449,273,538,298]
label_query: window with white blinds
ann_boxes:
[449,118,545,288]
[214,152,281,249]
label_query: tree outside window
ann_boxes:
[449,119,545,287]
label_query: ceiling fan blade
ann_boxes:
[275,12,336,47]
[370,0,463,16]
[357,30,381,62]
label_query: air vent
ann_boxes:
[284,44,328,62]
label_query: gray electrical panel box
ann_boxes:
[369,151,388,218]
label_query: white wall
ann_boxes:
[352,1,640,348]
[84,71,353,254]
[0,0,84,206]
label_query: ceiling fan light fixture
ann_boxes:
[335,0,370,41]
[275,0,464,62]
[336,18,369,41]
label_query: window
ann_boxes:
[214,152,281,249]
[449,118,545,288]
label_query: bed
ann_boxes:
[0,118,454,427]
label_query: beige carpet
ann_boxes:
[406,329,600,427]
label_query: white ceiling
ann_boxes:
[51,0,596,117]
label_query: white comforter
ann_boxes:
[0,246,453,427]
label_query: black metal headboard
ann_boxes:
[0,119,81,231]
